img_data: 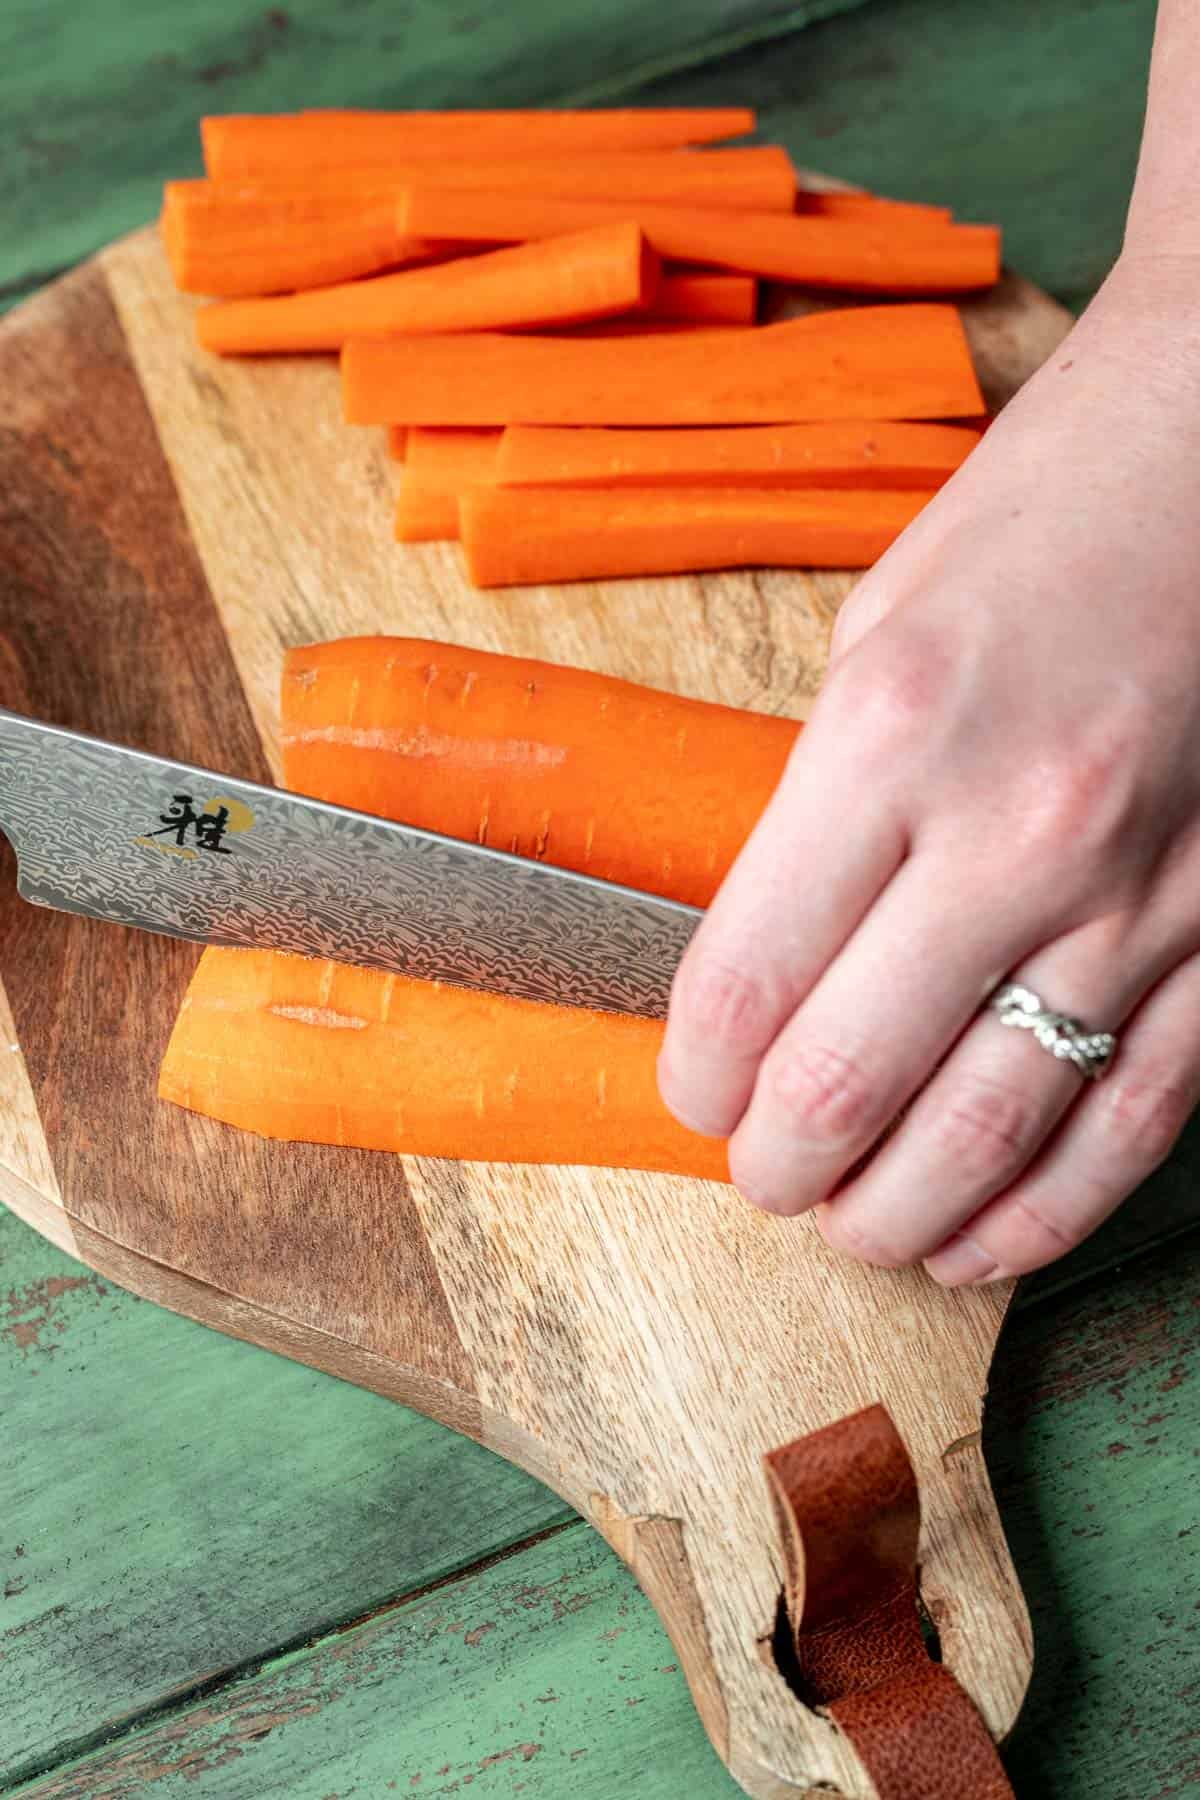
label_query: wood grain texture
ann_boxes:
[0,226,1075,1798]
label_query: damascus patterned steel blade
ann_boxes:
[0,710,701,1019]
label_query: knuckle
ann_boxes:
[932,1077,1043,1186]
[1097,1071,1193,1169]
[818,1208,910,1268]
[1017,738,1142,859]
[1003,1196,1085,1267]
[674,952,775,1057]
[763,1040,886,1149]
[842,635,951,751]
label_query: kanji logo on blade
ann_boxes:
[135,794,256,861]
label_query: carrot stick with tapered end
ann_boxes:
[159,947,731,1178]
[342,305,985,427]
[161,180,450,296]
[460,485,935,586]
[278,637,799,908]
[184,147,796,213]
[201,109,758,175]
[494,420,980,490]
[399,187,1001,293]
[394,429,502,541]
[197,222,659,353]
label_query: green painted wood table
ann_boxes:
[2,1,1198,1796]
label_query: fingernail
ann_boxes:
[926,1234,998,1287]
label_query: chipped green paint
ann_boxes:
[6,1232,1199,1800]
[0,1208,571,1786]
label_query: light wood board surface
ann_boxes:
[0,222,1073,1798]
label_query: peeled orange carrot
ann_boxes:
[394,429,501,541]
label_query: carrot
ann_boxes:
[341,305,985,427]
[388,426,409,461]
[795,189,955,228]
[201,109,758,176]
[159,946,730,1179]
[649,273,757,324]
[186,147,796,213]
[460,485,934,586]
[278,637,797,908]
[160,179,451,297]
[196,223,659,353]
[394,429,501,541]
[399,187,1001,293]
[494,420,981,491]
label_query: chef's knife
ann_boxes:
[0,708,701,1019]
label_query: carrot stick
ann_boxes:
[201,109,758,176]
[394,428,501,541]
[399,187,1001,293]
[388,426,409,461]
[278,637,798,908]
[460,485,934,585]
[649,273,757,324]
[341,305,985,427]
[187,147,796,213]
[494,420,981,490]
[161,180,450,296]
[795,189,955,228]
[159,946,730,1178]
[196,223,659,353]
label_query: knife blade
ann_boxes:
[0,708,701,1019]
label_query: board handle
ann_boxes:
[763,1404,1015,1800]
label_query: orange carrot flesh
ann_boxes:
[159,946,730,1179]
[460,485,934,586]
[279,637,797,908]
[201,109,758,176]
[795,189,955,228]
[494,420,981,490]
[161,180,450,296]
[399,187,1001,293]
[186,147,796,213]
[649,273,757,324]
[196,223,659,353]
[342,305,985,427]
[394,428,502,542]
[388,426,409,461]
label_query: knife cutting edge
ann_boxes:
[0,707,701,1020]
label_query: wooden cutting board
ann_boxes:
[0,220,1072,1799]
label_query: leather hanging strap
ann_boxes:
[764,1404,1015,1800]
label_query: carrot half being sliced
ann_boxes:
[201,109,758,176]
[187,147,796,214]
[394,429,502,541]
[159,636,806,1172]
[494,420,981,490]
[399,187,1001,293]
[460,486,934,586]
[159,947,731,1179]
[342,305,985,427]
[161,179,453,297]
[278,637,798,907]
[197,223,659,353]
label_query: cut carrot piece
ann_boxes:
[342,305,985,427]
[460,486,934,585]
[159,947,730,1178]
[650,273,757,324]
[494,420,981,490]
[187,147,796,213]
[202,109,758,176]
[399,187,1001,293]
[278,637,798,908]
[795,189,955,228]
[394,428,501,541]
[161,180,450,296]
[196,223,659,353]
[388,426,409,461]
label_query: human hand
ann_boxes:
[658,256,1200,1285]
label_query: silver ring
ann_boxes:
[987,983,1117,1081]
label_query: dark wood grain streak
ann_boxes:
[0,262,475,1396]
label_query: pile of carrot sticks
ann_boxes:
[165,107,997,587]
